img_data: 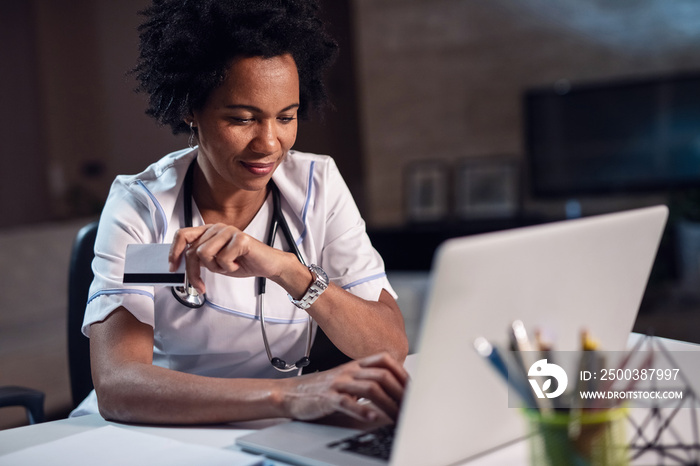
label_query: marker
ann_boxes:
[570,329,605,438]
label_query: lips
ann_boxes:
[240,161,275,176]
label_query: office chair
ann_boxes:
[0,220,98,426]
[0,386,45,425]
[67,221,99,409]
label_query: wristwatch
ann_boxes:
[288,264,329,310]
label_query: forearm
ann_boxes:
[273,255,409,362]
[91,307,287,425]
[310,286,408,362]
[94,362,286,424]
[95,353,407,425]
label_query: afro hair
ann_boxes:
[132,0,338,134]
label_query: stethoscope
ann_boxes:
[171,159,313,373]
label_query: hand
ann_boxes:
[168,224,289,294]
[280,353,409,423]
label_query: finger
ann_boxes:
[360,353,410,388]
[184,244,206,294]
[184,224,239,292]
[354,367,405,407]
[334,378,400,421]
[193,226,237,274]
[217,232,256,274]
[169,226,210,272]
[334,394,385,423]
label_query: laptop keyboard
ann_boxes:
[327,424,396,461]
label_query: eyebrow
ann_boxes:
[224,103,300,113]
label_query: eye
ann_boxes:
[278,115,297,124]
[230,117,254,124]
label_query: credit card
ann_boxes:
[123,243,185,285]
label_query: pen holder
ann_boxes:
[523,407,628,466]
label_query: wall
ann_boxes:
[353,0,700,227]
[0,0,185,228]
[0,3,51,226]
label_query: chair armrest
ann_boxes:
[0,386,45,424]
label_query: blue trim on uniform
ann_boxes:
[87,289,155,305]
[205,300,309,324]
[136,180,168,243]
[295,161,315,246]
[341,272,387,290]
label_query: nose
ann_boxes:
[249,120,280,156]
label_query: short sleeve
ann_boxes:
[317,160,397,302]
[81,178,160,337]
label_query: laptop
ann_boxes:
[236,205,668,466]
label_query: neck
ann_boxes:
[192,163,269,229]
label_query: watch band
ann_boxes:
[288,264,329,310]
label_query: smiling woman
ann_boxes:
[191,54,300,204]
[71,0,409,426]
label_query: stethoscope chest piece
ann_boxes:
[171,282,206,308]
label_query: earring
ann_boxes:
[188,121,197,149]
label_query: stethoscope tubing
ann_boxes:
[171,157,313,372]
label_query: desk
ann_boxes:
[1,336,698,465]
[0,413,529,465]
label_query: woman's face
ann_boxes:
[192,54,299,194]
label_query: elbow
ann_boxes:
[389,314,410,364]
[92,370,141,423]
[392,334,409,364]
[93,379,128,423]
[377,328,409,364]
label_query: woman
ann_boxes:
[74,0,409,425]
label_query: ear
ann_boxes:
[184,111,198,126]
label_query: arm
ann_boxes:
[169,225,409,363]
[273,251,409,363]
[90,307,408,424]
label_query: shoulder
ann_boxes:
[101,148,195,243]
[275,150,338,180]
[112,148,195,195]
[273,150,342,211]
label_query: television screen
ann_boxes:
[525,73,700,198]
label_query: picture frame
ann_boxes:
[404,161,450,223]
[454,156,520,219]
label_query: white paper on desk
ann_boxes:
[0,425,264,466]
[123,243,185,285]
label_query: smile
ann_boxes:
[240,161,275,176]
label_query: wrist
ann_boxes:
[288,264,328,310]
[275,377,298,419]
[268,379,291,418]
[271,252,313,299]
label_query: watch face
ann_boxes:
[288,265,329,309]
[310,265,328,287]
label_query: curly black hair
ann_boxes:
[132,0,338,134]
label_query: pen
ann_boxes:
[534,329,566,411]
[474,337,537,408]
[510,320,552,413]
